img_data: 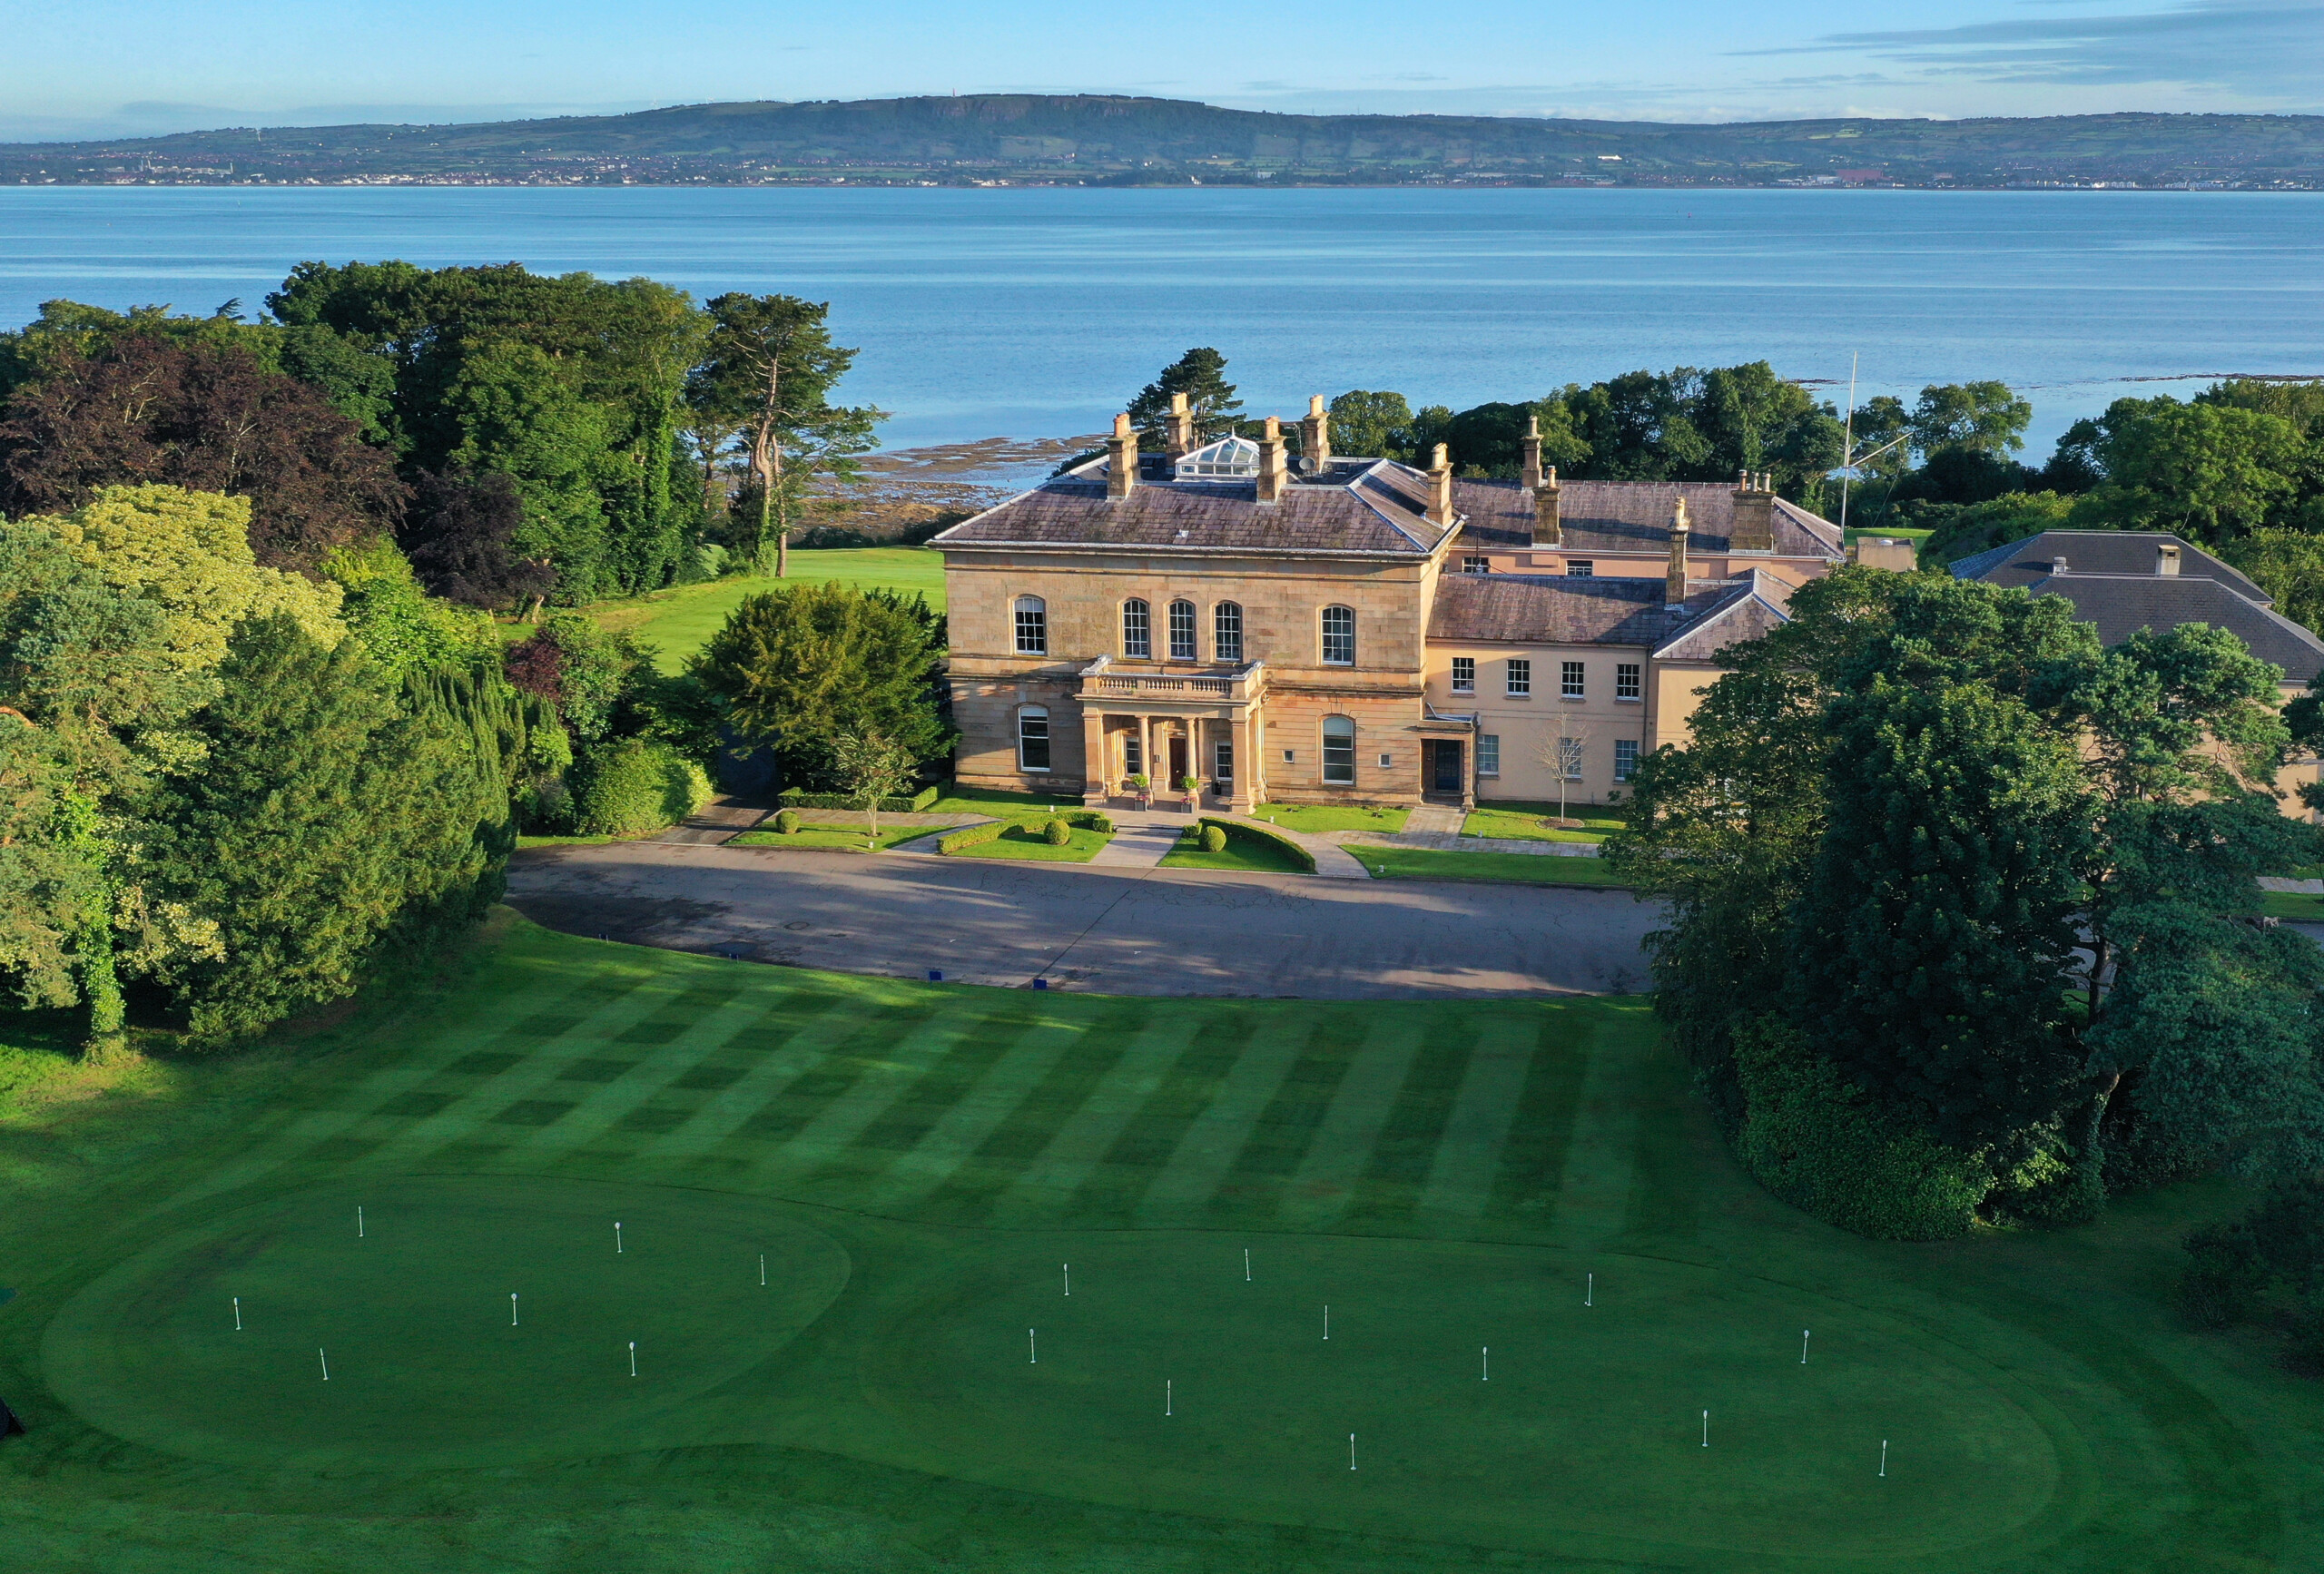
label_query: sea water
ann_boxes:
[0,184,2316,453]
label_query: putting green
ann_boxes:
[40,1176,849,1470]
[828,1232,2071,1564]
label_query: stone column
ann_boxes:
[1080,711,1108,807]
[1138,714,1155,798]
[1228,713,1255,812]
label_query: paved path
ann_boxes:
[506,841,1660,999]
[1348,831,1606,858]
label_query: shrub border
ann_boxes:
[938,809,1113,855]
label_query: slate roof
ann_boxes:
[1951,529,2322,684]
[1950,530,2269,602]
[1427,568,1794,659]
[932,453,1458,557]
[1451,479,1843,560]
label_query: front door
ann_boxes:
[1432,741,1463,794]
[1168,734,1189,790]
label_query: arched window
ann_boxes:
[1018,705,1051,772]
[1014,595,1047,656]
[1168,599,1197,662]
[1214,601,1244,663]
[1321,715,1356,785]
[1321,605,1355,666]
[1122,598,1151,658]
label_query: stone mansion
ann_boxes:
[932,395,1857,810]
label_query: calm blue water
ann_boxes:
[0,186,2317,453]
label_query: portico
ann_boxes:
[1075,656,1265,809]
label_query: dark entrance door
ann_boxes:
[1431,740,1463,794]
[1169,734,1188,789]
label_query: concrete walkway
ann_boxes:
[1349,830,1606,858]
[1088,815,1186,869]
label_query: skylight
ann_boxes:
[1173,435,1259,481]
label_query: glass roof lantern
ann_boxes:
[1172,434,1259,482]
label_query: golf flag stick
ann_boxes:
[629,1341,637,1377]
[357,1206,364,1238]
[1880,1440,1888,1477]
[511,1294,518,1326]
[1324,1305,1329,1341]
[1802,1329,1810,1363]
[1703,1410,1709,1447]
[760,1254,766,1287]
[1350,1432,1357,1471]
[1586,1273,1592,1307]
[1482,1346,1489,1382]
[1167,1380,1173,1416]
[1245,1248,1251,1282]
[1029,1328,1037,1364]
[320,1349,330,1382]
[615,1222,623,1254]
[232,1296,241,1332]
[1063,1264,1070,1296]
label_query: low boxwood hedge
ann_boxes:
[937,807,1112,854]
[1198,815,1315,872]
[779,784,940,814]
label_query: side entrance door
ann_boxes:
[1432,741,1463,794]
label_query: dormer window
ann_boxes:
[1173,435,1260,481]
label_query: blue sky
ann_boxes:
[1,0,2317,140]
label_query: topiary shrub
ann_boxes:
[1732,1015,1990,1241]
[773,808,801,834]
[1041,818,1071,847]
[1200,823,1227,852]
[569,738,712,836]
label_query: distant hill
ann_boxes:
[5,94,2321,189]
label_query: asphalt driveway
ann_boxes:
[505,842,1661,999]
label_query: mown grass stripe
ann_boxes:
[1276,1014,1424,1227]
[858,1012,1090,1213]
[1337,1017,1474,1226]
[990,1008,1209,1220]
[1416,1014,1539,1216]
[492,987,769,1159]
[638,993,870,1163]
[1486,1008,1593,1220]
[1547,1008,1647,1247]
[1209,1010,1363,1219]
[1618,1024,1702,1244]
[724,999,959,1153]
[1134,1010,1315,1225]
[1065,1022,1247,1223]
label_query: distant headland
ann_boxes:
[2,94,2319,190]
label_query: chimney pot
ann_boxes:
[1730,469,1775,553]
[1301,396,1332,475]
[2052,556,2069,575]
[1166,391,1195,457]
[1425,443,1454,527]
[1531,464,1561,546]
[1521,415,1544,491]
[1106,412,1139,500]
[1667,497,1691,605]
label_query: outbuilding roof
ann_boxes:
[1949,529,2270,603]
[1452,479,1843,560]
[1427,568,1795,658]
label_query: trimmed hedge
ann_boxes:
[570,739,714,836]
[1198,815,1315,872]
[1041,818,1071,846]
[1200,823,1228,852]
[1732,1016,1988,1241]
[937,807,1113,855]
[773,808,801,834]
[779,784,939,814]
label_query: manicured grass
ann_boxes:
[1159,831,1310,874]
[2260,889,2324,921]
[922,785,1084,817]
[730,823,943,852]
[1252,802,1411,833]
[514,833,645,850]
[580,547,946,673]
[1462,800,1630,843]
[1358,846,1638,887]
[947,822,1112,861]
[3,914,2319,1572]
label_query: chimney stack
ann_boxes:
[2052,556,2069,576]
[1426,443,1454,528]
[1166,392,1195,457]
[1730,469,1775,553]
[1666,497,1691,604]
[1301,394,1331,475]
[2156,542,2181,576]
[1531,465,1561,546]
[1256,416,1289,504]
[1521,413,1543,491]
[1107,413,1138,500]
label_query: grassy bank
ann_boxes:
[582,547,946,672]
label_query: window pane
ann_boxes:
[1479,734,1500,776]
[1123,600,1149,657]
[1566,561,1594,578]
[1214,738,1234,782]
[1215,602,1243,662]
[1169,600,1196,661]
[1019,709,1051,771]
[1322,715,1355,783]
[1616,663,1641,701]
[1558,736,1583,780]
[1463,556,1489,575]
[1015,599,1047,655]
[1507,659,1531,696]
[1451,656,1474,694]
[1322,606,1355,665]
[1613,739,1639,782]
[1562,661,1585,699]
